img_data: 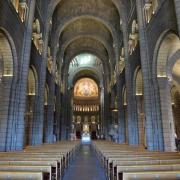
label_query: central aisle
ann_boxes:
[63,144,107,180]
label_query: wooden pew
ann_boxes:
[0,157,62,179]
[0,141,80,180]
[0,141,80,179]
[106,155,180,178]
[116,164,180,180]
[112,159,180,180]
[0,165,51,180]
[92,141,180,180]
[0,161,58,180]
[123,171,180,180]
[0,171,44,180]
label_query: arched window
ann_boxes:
[134,67,145,146]
[154,32,180,151]
[123,86,127,106]
[157,34,180,77]
[0,32,14,77]
[27,67,37,95]
[44,84,49,106]
[135,68,143,96]
[0,28,16,151]
[24,66,38,146]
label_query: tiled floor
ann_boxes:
[63,144,107,180]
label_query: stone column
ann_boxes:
[55,89,62,141]
[6,0,36,151]
[44,76,55,143]
[100,86,105,137]
[117,77,126,143]
[135,0,164,150]
[60,74,68,140]
[114,45,126,143]
[103,73,110,139]
[158,77,176,151]
[66,88,73,139]
[121,20,139,145]
[31,12,56,145]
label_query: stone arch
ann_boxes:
[53,15,118,54]
[62,50,110,96]
[171,83,180,140]
[134,67,146,147]
[71,68,101,88]
[157,33,180,78]
[45,0,124,72]
[27,67,37,95]
[0,30,15,78]
[153,31,180,151]
[24,66,38,146]
[61,35,113,63]
[63,49,110,82]
[49,0,121,20]
[0,28,17,151]
[134,68,143,96]
[59,17,114,43]
[52,0,120,39]
[0,28,17,85]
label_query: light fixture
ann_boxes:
[110,107,118,112]
[112,108,118,112]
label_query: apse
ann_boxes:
[72,77,100,140]
[74,78,98,99]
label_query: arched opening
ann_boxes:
[122,86,128,143]
[0,29,15,151]
[155,32,180,151]
[66,53,104,141]
[0,31,14,78]
[170,59,180,149]
[171,86,180,137]
[134,68,146,147]
[73,77,100,140]
[24,66,37,146]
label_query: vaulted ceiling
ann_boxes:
[48,0,124,87]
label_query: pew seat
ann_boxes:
[112,159,180,180]
[123,171,180,180]
[0,160,58,180]
[0,171,44,180]
[116,164,180,180]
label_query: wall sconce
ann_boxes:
[110,107,118,112]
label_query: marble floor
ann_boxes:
[63,143,107,180]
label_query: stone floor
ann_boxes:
[63,143,107,180]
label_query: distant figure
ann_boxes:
[76,131,81,139]
[91,131,97,140]
[175,133,180,151]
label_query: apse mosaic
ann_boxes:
[74,78,98,98]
